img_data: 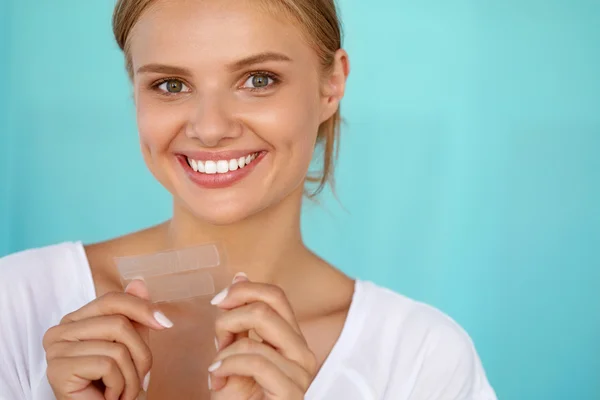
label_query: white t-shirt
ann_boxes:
[0,242,497,400]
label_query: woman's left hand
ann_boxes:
[209,274,317,399]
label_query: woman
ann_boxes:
[0,0,497,399]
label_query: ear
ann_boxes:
[320,49,350,123]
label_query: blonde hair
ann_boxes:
[113,0,343,196]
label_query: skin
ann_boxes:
[43,0,352,398]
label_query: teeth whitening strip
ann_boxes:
[115,243,226,303]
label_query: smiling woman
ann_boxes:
[0,0,497,399]
[116,0,341,200]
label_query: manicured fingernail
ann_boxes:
[208,374,212,390]
[210,288,228,305]
[153,311,174,328]
[232,272,248,284]
[143,372,151,391]
[214,337,219,351]
[208,360,222,372]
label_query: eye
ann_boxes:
[156,79,191,94]
[242,73,276,90]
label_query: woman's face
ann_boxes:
[128,0,346,225]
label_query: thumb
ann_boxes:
[124,278,151,301]
[124,279,153,345]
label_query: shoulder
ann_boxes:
[352,281,497,399]
[0,242,96,397]
[356,280,471,340]
[0,241,95,303]
[0,241,97,328]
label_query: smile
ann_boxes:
[178,150,266,189]
[186,152,260,174]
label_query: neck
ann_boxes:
[163,187,311,283]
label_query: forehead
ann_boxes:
[128,0,314,70]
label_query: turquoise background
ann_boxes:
[1,1,599,398]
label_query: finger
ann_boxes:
[59,288,172,331]
[214,302,316,372]
[209,354,304,399]
[124,279,153,368]
[44,315,153,384]
[210,338,312,392]
[211,277,299,352]
[230,274,264,343]
[210,273,251,391]
[48,355,127,400]
[212,281,302,335]
[45,340,141,400]
[211,328,250,390]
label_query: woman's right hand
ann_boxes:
[42,280,173,400]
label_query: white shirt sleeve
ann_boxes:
[383,306,497,400]
[0,242,96,400]
[305,281,497,400]
[0,251,34,399]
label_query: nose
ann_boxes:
[185,95,242,147]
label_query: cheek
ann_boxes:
[279,86,322,173]
[136,95,187,155]
[245,83,321,167]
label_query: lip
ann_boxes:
[179,149,265,162]
[176,151,267,189]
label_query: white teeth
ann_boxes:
[216,160,229,174]
[187,152,259,175]
[205,160,217,174]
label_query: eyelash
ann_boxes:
[150,77,190,97]
[150,71,281,96]
[244,71,281,92]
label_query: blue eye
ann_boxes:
[157,79,190,94]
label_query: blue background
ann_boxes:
[1,1,599,398]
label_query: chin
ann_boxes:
[186,201,264,226]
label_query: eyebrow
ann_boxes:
[136,52,292,76]
[136,64,191,76]
[227,52,292,71]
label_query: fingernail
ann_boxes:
[143,372,151,391]
[208,360,222,372]
[210,288,229,305]
[124,277,144,292]
[208,374,212,390]
[232,272,248,284]
[214,337,219,351]
[153,311,174,328]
